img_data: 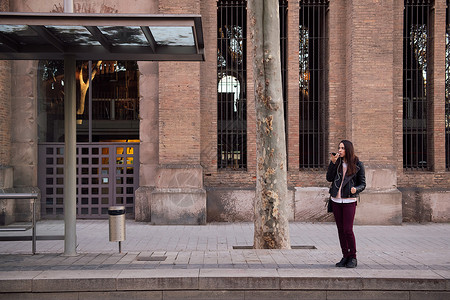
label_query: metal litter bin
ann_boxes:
[108,206,125,253]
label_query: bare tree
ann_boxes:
[249,0,291,249]
[77,60,102,120]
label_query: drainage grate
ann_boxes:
[233,245,316,250]
[136,256,167,261]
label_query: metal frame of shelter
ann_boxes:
[0,12,205,256]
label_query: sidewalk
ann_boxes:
[0,220,449,299]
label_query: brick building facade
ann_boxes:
[0,0,449,225]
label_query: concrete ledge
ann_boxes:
[1,290,449,300]
[150,188,206,225]
[279,268,362,290]
[355,189,403,225]
[0,268,448,298]
[199,269,279,290]
[0,271,39,293]
[32,270,121,292]
[117,269,199,290]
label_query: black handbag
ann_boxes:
[327,197,333,213]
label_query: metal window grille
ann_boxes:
[403,0,430,170]
[299,0,328,169]
[217,0,247,170]
[38,143,139,219]
[446,0,450,170]
[280,0,288,155]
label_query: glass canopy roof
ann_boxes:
[0,12,204,61]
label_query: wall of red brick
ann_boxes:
[398,0,450,189]
[199,0,450,191]
[0,0,11,167]
[158,0,201,164]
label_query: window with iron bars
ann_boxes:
[217,0,247,170]
[403,0,430,170]
[217,0,288,170]
[299,0,328,169]
[446,0,450,171]
[280,0,288,159]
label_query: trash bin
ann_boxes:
[108,206,126,242]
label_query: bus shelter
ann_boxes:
[0,12,204,255]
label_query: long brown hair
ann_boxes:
[340,140,359,175]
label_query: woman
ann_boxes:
[326,140,366,268]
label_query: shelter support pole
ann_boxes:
[64,0,73,13]
[64,55,77,256]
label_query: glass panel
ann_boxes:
[0,25,45,45]
[150,26,195,46]
[45,25,100,45]
[98,26,148,46]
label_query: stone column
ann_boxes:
[10,61,40,222]
[149,58,206,225]
[0,17,14,224]
[135,61,159,221]
[141,0,206,224]
[344,0,402,225]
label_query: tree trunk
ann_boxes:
[249,0,291,249]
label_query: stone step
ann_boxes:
[0,268,448,299]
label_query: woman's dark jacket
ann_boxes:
[326,158,366,198]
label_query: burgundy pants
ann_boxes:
[332,201,357,259]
